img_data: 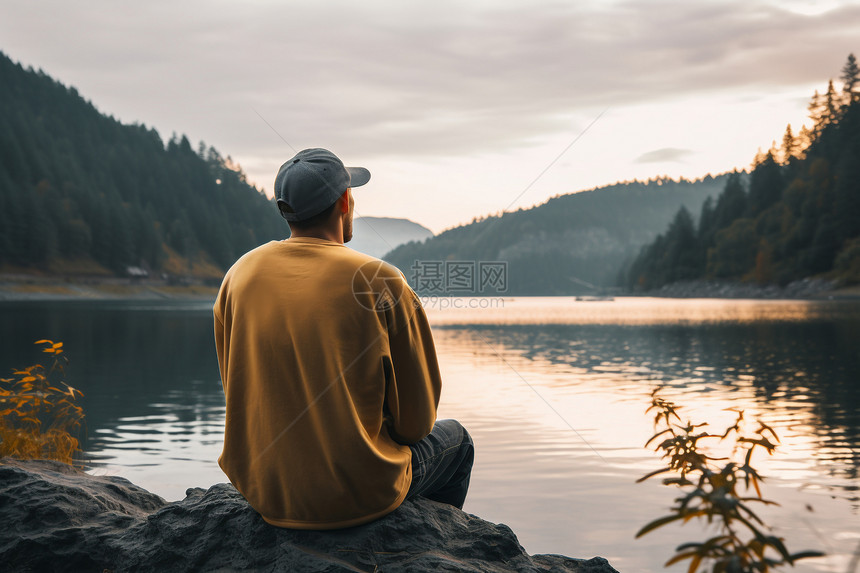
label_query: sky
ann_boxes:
[2,0,859,233]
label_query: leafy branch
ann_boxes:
[0,340,86,466]
[636,388,823,572]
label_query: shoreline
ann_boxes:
[638,278,860,301]
[0,274,219,302]
[0,287,218,302]
[2,274,859,302]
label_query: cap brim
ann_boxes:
[346,166,371,188]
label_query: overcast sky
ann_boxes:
[2,0,859,232]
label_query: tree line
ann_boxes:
[0,51,287,276]
[626,54,860,290]
[385,174,727,295]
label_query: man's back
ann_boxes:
[215,237,441,529]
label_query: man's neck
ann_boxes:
[288,227,343,244]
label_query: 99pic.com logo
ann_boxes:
[351,260,407,312]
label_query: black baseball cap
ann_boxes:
[274,148,371,222]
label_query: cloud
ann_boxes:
[635,147,694,163]
[1,0,859,165]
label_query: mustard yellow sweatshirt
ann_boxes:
[214,238,441,529]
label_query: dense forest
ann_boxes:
[0,51,286,277]
[626,54,860,290]
[384,174,729,295]
[8,47,855,292]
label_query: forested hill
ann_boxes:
[383,174,729,295]
[626,55,860,290]
[0,51,286,278]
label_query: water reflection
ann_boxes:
[0,298,857,571]
[424,296,860,326]
[0,300,226,498]
[432,319,860,495]
[429,321,860,571]
[421,298,860,571]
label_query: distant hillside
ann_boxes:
[348,217,433,259]
[0,51,286,278]
[627,54,860,290]
[383,175,729,295]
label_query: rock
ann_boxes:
[0,458,619,572]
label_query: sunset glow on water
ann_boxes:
[0,297,857,571]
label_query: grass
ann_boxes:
[0,340,86,467]
[10,284,76,295]
[160,245,224,279]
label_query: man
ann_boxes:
[214,148,473,530]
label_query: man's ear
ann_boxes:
[276,199,293,221]
[339,189,350,214]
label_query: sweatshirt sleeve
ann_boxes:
[213,288,228,397]
[384,284,442,445]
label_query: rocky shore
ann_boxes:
[644,277,853,299]
[0,458,619,572]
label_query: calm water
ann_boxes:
[1,297,858,572]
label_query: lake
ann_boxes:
[1,297,858,572]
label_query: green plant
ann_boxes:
[0,339,85,466]
[636,389,823,572]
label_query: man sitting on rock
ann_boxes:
[214,148,474,529]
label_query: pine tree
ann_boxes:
[697,196,716,247]
[824,79,839,124]
[707,219,758,278]
[841,53,860,104]
[781,124,797,164]
[768,140,780,161]
[747,153,784,217]
[662,206,700,280]
[808,90,824,139]
[713,173,748,230]
[832,128,860,244]
[797,125,813,158]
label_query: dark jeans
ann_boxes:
[405,419,474,509]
